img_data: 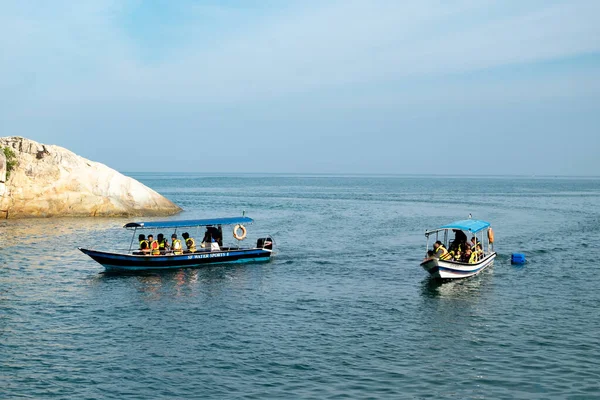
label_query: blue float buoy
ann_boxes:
[511,253,526,264]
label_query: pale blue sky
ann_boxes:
[1,0,599,175]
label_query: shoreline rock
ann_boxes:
[0,136,182,219]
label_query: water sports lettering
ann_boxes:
[188,252,230,260]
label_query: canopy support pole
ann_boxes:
[129,228,137,253]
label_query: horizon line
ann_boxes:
[120,172,600,179]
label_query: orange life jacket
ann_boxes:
[150,240,160,255]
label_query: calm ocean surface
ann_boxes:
[2,174,600,399]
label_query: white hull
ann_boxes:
[420,253,496,279]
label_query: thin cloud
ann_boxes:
[1,0,598,175]
[2,0,598,105]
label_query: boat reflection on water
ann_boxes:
[419,267,494,328]
[93,262,272,301]
[418,266,495,344]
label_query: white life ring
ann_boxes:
[233,224,247,240]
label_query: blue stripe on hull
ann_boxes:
[102,256,272,272]
[421,254,496,280]
[79,247,272,273]
[438,262,491,275]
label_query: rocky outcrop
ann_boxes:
[0,137,182,219]
[0,150,6,200]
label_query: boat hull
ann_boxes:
[79,247,272,273]
[420,253,496,280]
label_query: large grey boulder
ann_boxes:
[0,137,182,219]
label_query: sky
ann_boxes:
[1,0,599,175]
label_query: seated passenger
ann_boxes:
[139,234,149,253]
[448,241,459,254]
[157,233,170,254]
[453,248,462,262]
[423,249,436,262]
[148,234,160,256]
[433,241,452,260]
[473,243,483,261]
[182,232,196,252]
[171,234,183,255]
[463,243,481,263]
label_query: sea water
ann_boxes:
[1,174,599,399]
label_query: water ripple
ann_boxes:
[2,176,600,398]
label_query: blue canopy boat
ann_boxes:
[79,216,274,273]
[420,218,496,279]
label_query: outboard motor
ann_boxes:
[257,237,273,250]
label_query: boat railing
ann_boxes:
[129,248,225,256]
[126,237,274,255]
[227,233,274,251]
[124,230,274,254]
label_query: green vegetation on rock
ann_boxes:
[3,146,17,179]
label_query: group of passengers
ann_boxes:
[138,233,185,255]
[137,226,223,255]
[426,230,484,264]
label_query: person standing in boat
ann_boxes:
[202,228,210,246]
[201,227,218,248]
[449,229,467,255]
[171,234,183,255]
[216,226,223,247]
[182,232,196,253]
[201,229,209,248]
[202,226,223,247]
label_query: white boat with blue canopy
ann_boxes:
[79,216,274,273]
[420,218,496,280]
